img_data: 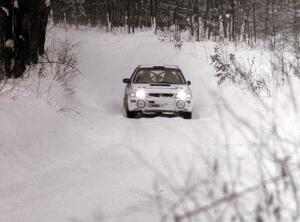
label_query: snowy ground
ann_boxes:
[1,28,299,222]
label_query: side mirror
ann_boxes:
[187,80,191,86]
[123,78,130,84]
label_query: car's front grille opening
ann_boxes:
[148,93,174,98]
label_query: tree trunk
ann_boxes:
[195,0,200,41]
[231,0,235,42]
[264,0,270,46]
[271,0,276,49]
[253,0,257,43]
[0,0,50,78]
[204,0,210,39]
[294,0,300,50]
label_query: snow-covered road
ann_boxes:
[0,30,224,222]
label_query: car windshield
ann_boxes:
[133,68,186,84]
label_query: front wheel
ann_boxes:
[124,97,138,118]
[182,112,192,119]
[126,109,138,118]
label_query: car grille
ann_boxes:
[148,93,174,98]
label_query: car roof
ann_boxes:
[137,65,180,69]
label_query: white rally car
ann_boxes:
[123,65,192,119]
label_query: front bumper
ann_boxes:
[127,96,192,113]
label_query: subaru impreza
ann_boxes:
[123,65,192,119]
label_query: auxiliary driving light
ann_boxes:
[137,100,146,109]
[176,100,185,109]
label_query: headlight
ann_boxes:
[176,91,191,100]
[135,89,146,99]
[129,90,146,98]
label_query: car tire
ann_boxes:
[124,97,138,118]
[182,112,192,119]
[126,109,138,118]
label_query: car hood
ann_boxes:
[130,84,191,93]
